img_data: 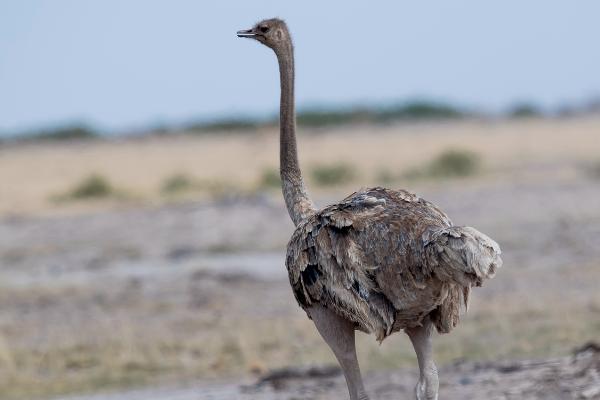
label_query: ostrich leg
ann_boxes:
[406,316,439,400]
[309,305,369,400]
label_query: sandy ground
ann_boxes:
[58,346,600,400]
[0,118,599,399]
[1,176,599,399]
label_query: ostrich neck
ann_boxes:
[276,44,315,226]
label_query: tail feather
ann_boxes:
[423,225,501,333]
[423,226,502,287]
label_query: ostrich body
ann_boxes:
[238,19,502,400]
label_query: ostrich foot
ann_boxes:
[414,364,439,400]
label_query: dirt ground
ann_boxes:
[59,345,600,400]
[0,118,599,399]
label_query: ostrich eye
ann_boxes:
[259,26,270,33]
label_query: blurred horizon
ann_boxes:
[2,1,600,135]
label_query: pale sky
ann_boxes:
[1,1,599,134]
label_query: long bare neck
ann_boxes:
[275,42,315,226]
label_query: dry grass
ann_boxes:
[1,256,598,399]
[1,117,600,216]
[311,162,357,186]
[1,116,600,398]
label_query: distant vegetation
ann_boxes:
[297,102,465,128]
[187,101,467,133]
[161,173,196,195]
[4,96,600,142]
[187,118,265,133]
[311,163,357,186]
[428,149,481,177]
[406,149,481,180]
[377,101,466,122]
[508,103,542,118]
[159,173,234,198]
[58,174,115,201]
[11,123,98,142]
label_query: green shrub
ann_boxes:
[428,149,480,178]
[67,174,113,199]
[311,163,356,186]
[259,168,281,189]
[197,180,235,197]
[404,149,481,180]
[161,174,195,194]
[159,174,235,197]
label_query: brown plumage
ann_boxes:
[238,18,502,400]
[286,187,501,342]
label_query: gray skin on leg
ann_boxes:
[308,305,370,400]
[405,316,439,400]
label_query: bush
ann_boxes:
[67,174,113,199]
[404,149,481,180]
[160,174,236,198]
[161,174,195,194]
[311,163,356,185]
[428,149,481,178]
[259,168,281,189]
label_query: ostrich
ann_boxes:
[237,19,501,400]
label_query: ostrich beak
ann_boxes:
[237,28,257,38]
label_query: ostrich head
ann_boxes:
[237,18,292,51]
